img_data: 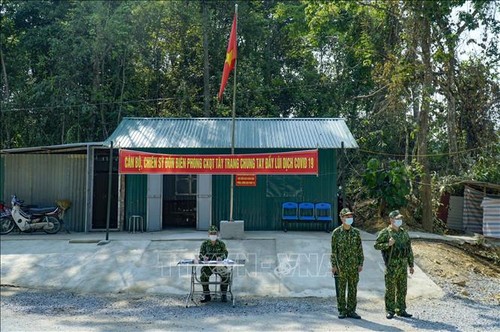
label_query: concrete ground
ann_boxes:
[0,229,443,302]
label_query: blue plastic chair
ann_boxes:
[315,203,333,221]
[298,202,315,221]
[282,202,298,221]
[282,202,298,232]
[315,202,333,232]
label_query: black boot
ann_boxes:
[221,294,228,302]
[200,295,211,303]
[397,311,412,318]
[347,312,361,319]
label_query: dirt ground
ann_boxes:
[411,240,500,305]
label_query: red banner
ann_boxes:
[119,149,318,175]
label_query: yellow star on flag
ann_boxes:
[225,49,235,66]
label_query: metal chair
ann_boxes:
[128,215,144,233]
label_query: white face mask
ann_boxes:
[394,219,403,228]
[345,217,353,225]
[209,235,217,241]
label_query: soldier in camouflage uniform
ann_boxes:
[198,225,229,303]
[374,210,414,319]
[331,208,364,319]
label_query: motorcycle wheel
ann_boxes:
[0,217,15,235]
[43,216,62,234]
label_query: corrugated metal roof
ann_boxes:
[1,142,103,154]
[105,118,358,149]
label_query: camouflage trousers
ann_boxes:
[200,266,230,294]
[384,257,408,313]
[335,269,360,315]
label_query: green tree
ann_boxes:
[1,1,498,236]
[362,158,412,217]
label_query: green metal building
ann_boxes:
[105,117,358,232]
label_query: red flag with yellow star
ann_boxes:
[218,13,237,101]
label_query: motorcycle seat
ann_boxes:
[29,207,58,215]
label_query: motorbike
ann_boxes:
[0,195,66,235]
[0,201,14,234]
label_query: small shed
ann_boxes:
[481,197,500,238]
[0,143,104,232]
[445,181,500,236]
[105,117,358,232]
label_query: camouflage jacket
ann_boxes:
[374,226,414,267]
[199,239,228,261]
[330,226,364,271]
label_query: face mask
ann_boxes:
[394,219,403,228]
[345,217,353,225]
[209,235,217,241]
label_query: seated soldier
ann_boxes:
[198,225,230,303]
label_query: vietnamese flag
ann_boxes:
[217,13,237,101]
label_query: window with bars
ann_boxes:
[175,175,197,195]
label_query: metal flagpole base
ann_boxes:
[220,220,245,239]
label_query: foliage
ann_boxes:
[362,158,414,216]
[437,141,500,195]
[1,0,499,230]
[467,141,500,184]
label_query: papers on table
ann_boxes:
[177,259,238,265]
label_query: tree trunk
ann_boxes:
[0,46,9,99]
[0,45,10,148]
[117,51,126,125]
[99,57,108,139]
[418,12,433,232]
[436,20,460,173]
[445,56,459,172]
[202,0,210,116]
[92,53,101,141]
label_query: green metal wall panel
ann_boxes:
[213,174,231,230]
[276,149,338,231]
[124,174,147,227]
[212,149,338,231]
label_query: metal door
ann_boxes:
[147,174,163,231]
[91,150,118,230]
[197,175,212,230]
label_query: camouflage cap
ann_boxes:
[389,210,403,219]
[339,208,353,217]
[208,225,218,233]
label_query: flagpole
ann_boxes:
[229,4,238,223]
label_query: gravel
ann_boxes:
[1,286,499,331]
[435,272,500,306]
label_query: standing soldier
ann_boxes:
[374,210,414,319]
[198,225,230,303]
[331,208,364,319]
